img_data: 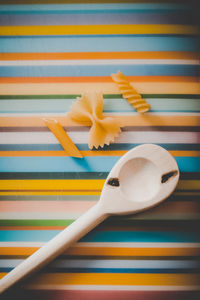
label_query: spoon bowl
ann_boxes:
[99,144,179,215]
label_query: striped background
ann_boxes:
[0,0,200,299]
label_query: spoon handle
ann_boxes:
[0,203,106,294]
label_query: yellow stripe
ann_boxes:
[0,179,104,190]
[177,180,200,190]
[0,179,198,191]
[0,246,200,257]
[9,273,200,286]
[0,25,198,36]
[0,82,199,95]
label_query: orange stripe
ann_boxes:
[0,150,199,157]
[0,52,199,61]
[0,115,199,127]
[21,273,200,286]
[0,247,199,257]
[0,76,197,84]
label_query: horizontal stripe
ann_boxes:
[0,82,199,95]
[0,179,198,191]
[1,242,200,249]
[2,290,200,299]
[6,272,199,286]
[1,60,199,66]
[0,13,195,26]
[0,98,199,113]
[15,268,200,274]
[1,115,199,127]
[1,156,200,173]
[1,94,199,99]
[1,218,200,228]
[0,3,190,13]
[0,201,198,220]
[0,131,199,144]
[1,259,199,270]
[0,156,199,172]
[1,65,198,77]
[0,150,199,158]
[0,37,198,53]
[0,194,198,202]
[1,191,199,197]
[0,200,198,214]
[16,286,200,293]
[0,216,199,225]
[11,286,199,292]
[0,200,95,212]
[2,144,200,152]
[2,268,199,274]
[2,112,198,117]
[2,125,199,133]
[1,245,199,257]
[0,230,200,243]
[1,24,197,36]
[0,77,199,85]
[0,209,199,221]
[0,52,198,61]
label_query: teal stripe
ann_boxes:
[0,230,199,243]
[0,98,199,113]
[0,37,198,53]
[0,4,189,14]
[0,157,199,173]
[1,65,197,77]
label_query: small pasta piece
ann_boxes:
[111,70,151,113]
[43,118,82,158]
[68,92,121,149]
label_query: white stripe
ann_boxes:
[0,59,198,66]
[0,131,198,144]
[1,258,198,269]
[0,242,199,248]
[0,213,198,220]
[25,284,200,291]
[0,212,81,219]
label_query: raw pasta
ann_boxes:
[43,118,82,158]
[111,70,151,113]
[68,92,121,149]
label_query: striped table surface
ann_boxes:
[0,0,199,299]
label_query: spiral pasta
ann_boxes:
[111,70,151,113]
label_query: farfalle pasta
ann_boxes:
[68,92,121,149]
[111,70,151,113]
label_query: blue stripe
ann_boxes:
[0,230,199,243]
[0,13,191,26]
[0,4,189,14]
[0,268,198,274]
[0,99,199,114]
[0,65,198,77]
[0,144,199,151]
[0,36,198,53]
[0,157,199,173]
[0,10,190,16]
